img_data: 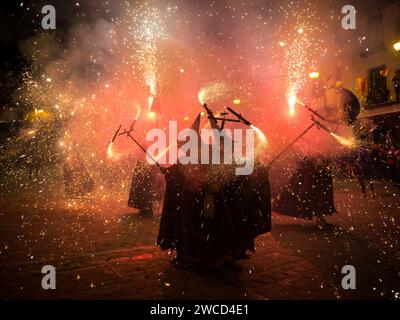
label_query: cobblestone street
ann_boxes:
[0,178,399,300]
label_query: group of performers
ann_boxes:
[128,157,272,271]
[158,162,271,271]
[127,144,338,272]
[61,83,384,272]
[126,90,361,272]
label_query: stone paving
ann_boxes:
[0,178,399,300]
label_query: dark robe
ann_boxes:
[180,164,272,265]
[157,164,185,251]
[128,160,162,212]
[180,164,233,265]
[338,87,360,124]
[273,158,336,219]
[224,164,271,251]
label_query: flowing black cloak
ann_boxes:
[273,158,336,219]
[180,164,272,265]
[338,87,360,124]
[157,164,185,251]
[224,164,272,251]
[180,164,233,265]
[128,160,162,210]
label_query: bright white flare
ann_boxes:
[287,88,297,116]
[251,125,268,143]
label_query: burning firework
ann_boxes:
[312,117,356,148]
[148,95,155,112]
[251,125,268,144]
[134,105,142,121]
[107,142,115,159]
[107,105,141,160]
[275,2,327,117]
[330,133,356,148]
[287,88,297,116]
[126,5,168,111]
[198,82,229,106]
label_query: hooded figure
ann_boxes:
[128,160,162,217]
[273,157,336,228]
[158,109,271,270]
[179,163,235,268]
[180,161,271,269]
[157,113,201,265]
[335,85,360,125]
[224,162,271,256]
[157,164,185,256]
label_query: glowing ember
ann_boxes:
[309,71,320,79]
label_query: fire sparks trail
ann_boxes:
[287,88,297,116]
[198,82,229,105]
[5,1,364,215]
[330,133,356,148]
[275,2,328,116]
[107,142,115,159]
[251,125,268,144]
[125,5,168,111]
[251,124,269,157]
[148,96,155,112]
[2,2,398,301]
[135,105,142,121]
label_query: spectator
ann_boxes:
[392,69,400,102]
[356,146,376,197]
